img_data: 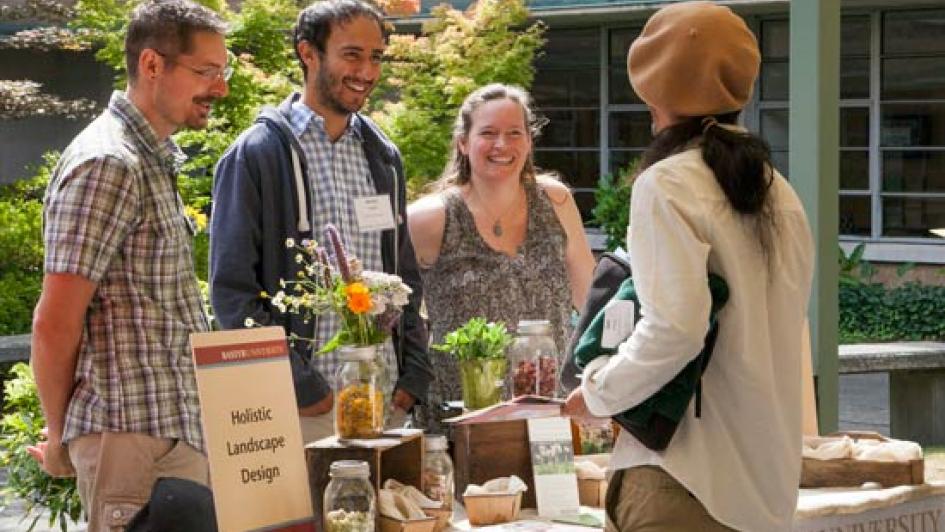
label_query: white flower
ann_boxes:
[285,238,295,249]
[295,253,304,264]
[244,317,256,328]
[369,300,386,316]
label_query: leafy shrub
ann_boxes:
[0,155,51,335]
[0,364,82,532]
[840,282,945,343]
[591,161,637,251]
[0,272,43,336]
[374,0,546,194]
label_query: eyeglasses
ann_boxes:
[155,50,233,82]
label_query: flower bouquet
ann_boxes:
[250,224,412,438]
[432,318,513,410]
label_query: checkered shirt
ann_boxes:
[288,101,384,380]
[43,91,209,451]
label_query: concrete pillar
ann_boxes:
[790,1,841,434]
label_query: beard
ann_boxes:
[315,60,370,116]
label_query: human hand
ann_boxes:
[561,388,595,421]
[392,388,416,412]
[26,427,75,478]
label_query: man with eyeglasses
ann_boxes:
[211,0,432,443]
[27,0,228,529]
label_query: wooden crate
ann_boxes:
[306,432,424,525]
[378,515,437,532]
[800,431,924,488]
[801,457,924,488]
[452,419,537,508]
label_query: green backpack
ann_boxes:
[568,253,730,450]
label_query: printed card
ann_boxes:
[526,416,581,519]
[192,326,315,532]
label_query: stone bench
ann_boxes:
[0,334,30,364]
[840,342,945,446]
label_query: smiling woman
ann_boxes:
[407,83,595,432]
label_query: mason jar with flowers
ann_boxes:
[248,224,412,440]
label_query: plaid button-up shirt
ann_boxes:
[287,101,384,380]
[44,91,209,451]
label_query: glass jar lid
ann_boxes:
[425,435,448,452]
[517,319,552,335]
[329,460,370,479]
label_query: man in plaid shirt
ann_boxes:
[27,1,229,529]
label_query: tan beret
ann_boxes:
[628,1,760,117]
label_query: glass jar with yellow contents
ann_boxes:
[335,345,389,439]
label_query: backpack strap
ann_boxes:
[694,317,722,418]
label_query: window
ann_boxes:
[756,13,945,242]
[879,9,945,238]
[606,26,648,179]
[532,28,601,220]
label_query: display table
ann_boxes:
[435,483,945,530]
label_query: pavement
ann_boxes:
[0,373,893,531]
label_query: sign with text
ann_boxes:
[527,416,581,519]
[794,493,945,532]
[192,327,315,532]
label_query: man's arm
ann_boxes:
[210,143,271,330]
[27,273,97,476]
[391,156,432,411]
[211,138,332,411]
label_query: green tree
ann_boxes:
[372,0,546,195]
[591,160,637,251]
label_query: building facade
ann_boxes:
[405,0,945,272]
[3,0,944,270]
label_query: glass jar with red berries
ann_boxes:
[508,319,560,398]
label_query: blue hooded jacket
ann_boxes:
[210,93,432,408]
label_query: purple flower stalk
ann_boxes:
[324,224,351,282]
[315,246,333,288]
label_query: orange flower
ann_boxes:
[345,282,373,314]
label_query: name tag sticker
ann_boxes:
[601,300,635,349]
[354,195,396,233]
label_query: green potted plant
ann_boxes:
[433,318,513,409]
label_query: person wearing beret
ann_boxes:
[562,2,815,531]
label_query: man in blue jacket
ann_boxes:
[210,0,432,441]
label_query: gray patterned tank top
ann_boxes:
[418,180,573,431]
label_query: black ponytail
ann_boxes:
[636,111,776,261]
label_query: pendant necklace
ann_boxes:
[472,184,524,238]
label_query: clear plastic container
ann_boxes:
[508,319,560,398]
[335,345,389,439]
[422,435,454,511]
[323,460,375,532]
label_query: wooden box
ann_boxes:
[378,515,437,532]
[306,432,424,525]
[464,492,523,526]
[452,419,537,508]
[800,432,924,488]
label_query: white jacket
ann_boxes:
[582,144,814,532]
